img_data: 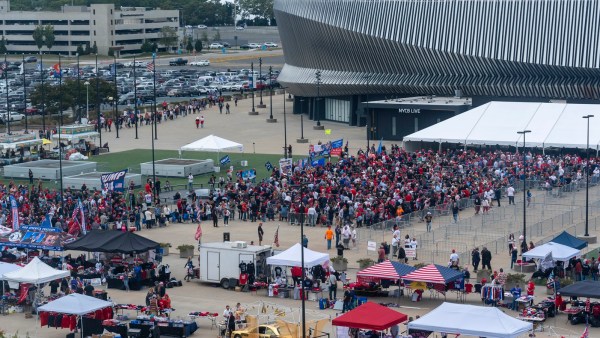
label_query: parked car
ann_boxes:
[247,43,262,49]
[240,44,252,50]
[24,56,37,63]
[235,26,245,31]
[209,43,224,49]
[0,112,25,123]
[169,58,188,66]
[263,42,278,47]
[189,60,210,66]
[197,25,208,29]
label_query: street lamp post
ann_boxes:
[257,58,265,108]
[248,62,257,115]
[517,130,531,253]
[58,54,64,203]
[41,52,46,133]
[297,98,307,143]
[282,87,288,158]
[84,81,90,121]
[583,115,594,237]
[95,53,102,149]
[364,74,371,152]
[76,53,81,123]
[266,66,276,123]
[4,54,10,135]
[313,70,323,130]
[113,55,119,138]
[22,54,28,133]
[133,55,138,139]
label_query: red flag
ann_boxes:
[581,325,589,338]
[146,61,154,72]
[53,63,60,72]
[194,223,203,241]
[273,225,280,247]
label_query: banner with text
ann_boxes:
[100,169,128,192]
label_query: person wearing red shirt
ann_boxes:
[526,280,535,296]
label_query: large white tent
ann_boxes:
[267,243,330,267]
[38,293,112,315]
[403,101,600,149]
[0,261,21,279]
[3,257,69,284]
[407,302,532,338]
[180,135,244,153]
[522,242,580,262]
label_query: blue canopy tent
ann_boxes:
[550,231,588,250]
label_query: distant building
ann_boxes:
[0,1,179,56]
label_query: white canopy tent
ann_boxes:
[2,257,69,284]
[522,242,580,262]
[267,243,330,267]
[179,134,244,165]
[407,302,533,338]
[38,294,113,338]
[403,101,600,150]
[38,293,112,315]
[0,261,21,279]
[180,134,244,153]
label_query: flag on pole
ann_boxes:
[72,198,87,235]
[546,271,555,289]
[273,225,280,247]
[9,195,19,230]
[376,138,383,154]
[582,325,589,338]
[146,61,155,72]
[194,223,203,241]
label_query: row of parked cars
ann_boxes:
[208,42,278,49]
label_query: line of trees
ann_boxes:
[29,78,116,116]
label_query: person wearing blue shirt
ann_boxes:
[510,284,522,310]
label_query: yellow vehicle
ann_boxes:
[231,325,291,338]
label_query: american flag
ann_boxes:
[273,225,280,247]
[146,61,155,72]
[582,325,589,338]
[72,202,81,224]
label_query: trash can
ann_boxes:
[223,232,230,242]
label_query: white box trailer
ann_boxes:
[198,241,272,288]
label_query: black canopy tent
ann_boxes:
[558,280,600,298]
[65,231,159,254]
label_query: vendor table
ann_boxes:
[518,316,545,331]
[107,277,142,291]
[515,296,535,311]
[103,323,128,337]
[130,319,198,337]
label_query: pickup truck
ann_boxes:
[169,58,188,66]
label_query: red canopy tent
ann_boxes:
[332,302,407,330]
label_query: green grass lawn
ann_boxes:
[95,149,296,186]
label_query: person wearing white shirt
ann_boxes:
[449,250,459,266]
[223,305,232,319]
[410,238,418,260]
[506,185,515,205]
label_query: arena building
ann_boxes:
[274,0,600,140]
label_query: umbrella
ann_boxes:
[41,138,52,145]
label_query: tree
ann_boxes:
[43,25,55,50]
[91,41,98,54]
[76,44,85,56]
[186,39,193,53]
[140,40,153,53]
[194,39,203,53]
[239,0,274,20]
[0,37,6,54]
[30,78,115,115]
[158,26,178,52]
[32,25,45,52]
[212,31,221,42]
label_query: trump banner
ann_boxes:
[100,169,128,192]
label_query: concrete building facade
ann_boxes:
[0,1,179,56]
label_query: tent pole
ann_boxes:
[80,315,84,338]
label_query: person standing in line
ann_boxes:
[424,212,433,232]
[223,207,230,226]
[258,223,264,245]
[481,247,492,270]
[200,115,205,128]
[324,225,334,250]
[195,116,200,128]
[188,174,194,191]
[494,185,502,207]
[507,185,515,205]
[212,210,219,228]
[451,201,459,223]
[471,247,480,272]
[474,194,482,215]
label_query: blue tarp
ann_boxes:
[550,231,588,250]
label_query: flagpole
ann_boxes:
[22,54,28,133]
[58,54,64,203]
[77,52,81,124]
[95,53,102,149]
[113,54,119,138]
[151,52,157,194]
[4,53,10,135]
[40,52,46,133]
[133,55,138,139]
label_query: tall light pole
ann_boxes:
[84,81,90,121]
[22,54,28,133]
[58,54,64,203]
[257,57,265,108]
[76,52,81,123]
[248,62,257,115]
[133,55,138,139]
[313,70,323,130]
[95,53,102,148]
[266,66,276,123]
[113,54,119,138]
[583,115,594,236]
[282,87,288,158]
[517,130,531,253]
[40,52,46,133]
[364,74,371,152]
[4,54,10,135]
[297,98,307,143]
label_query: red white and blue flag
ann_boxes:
[9,195,19,230]
[72,198,86,235]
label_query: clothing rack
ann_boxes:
[481,284,503,305]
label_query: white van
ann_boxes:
[197,76,214,83]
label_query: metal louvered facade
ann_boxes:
[274,0,600,101]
